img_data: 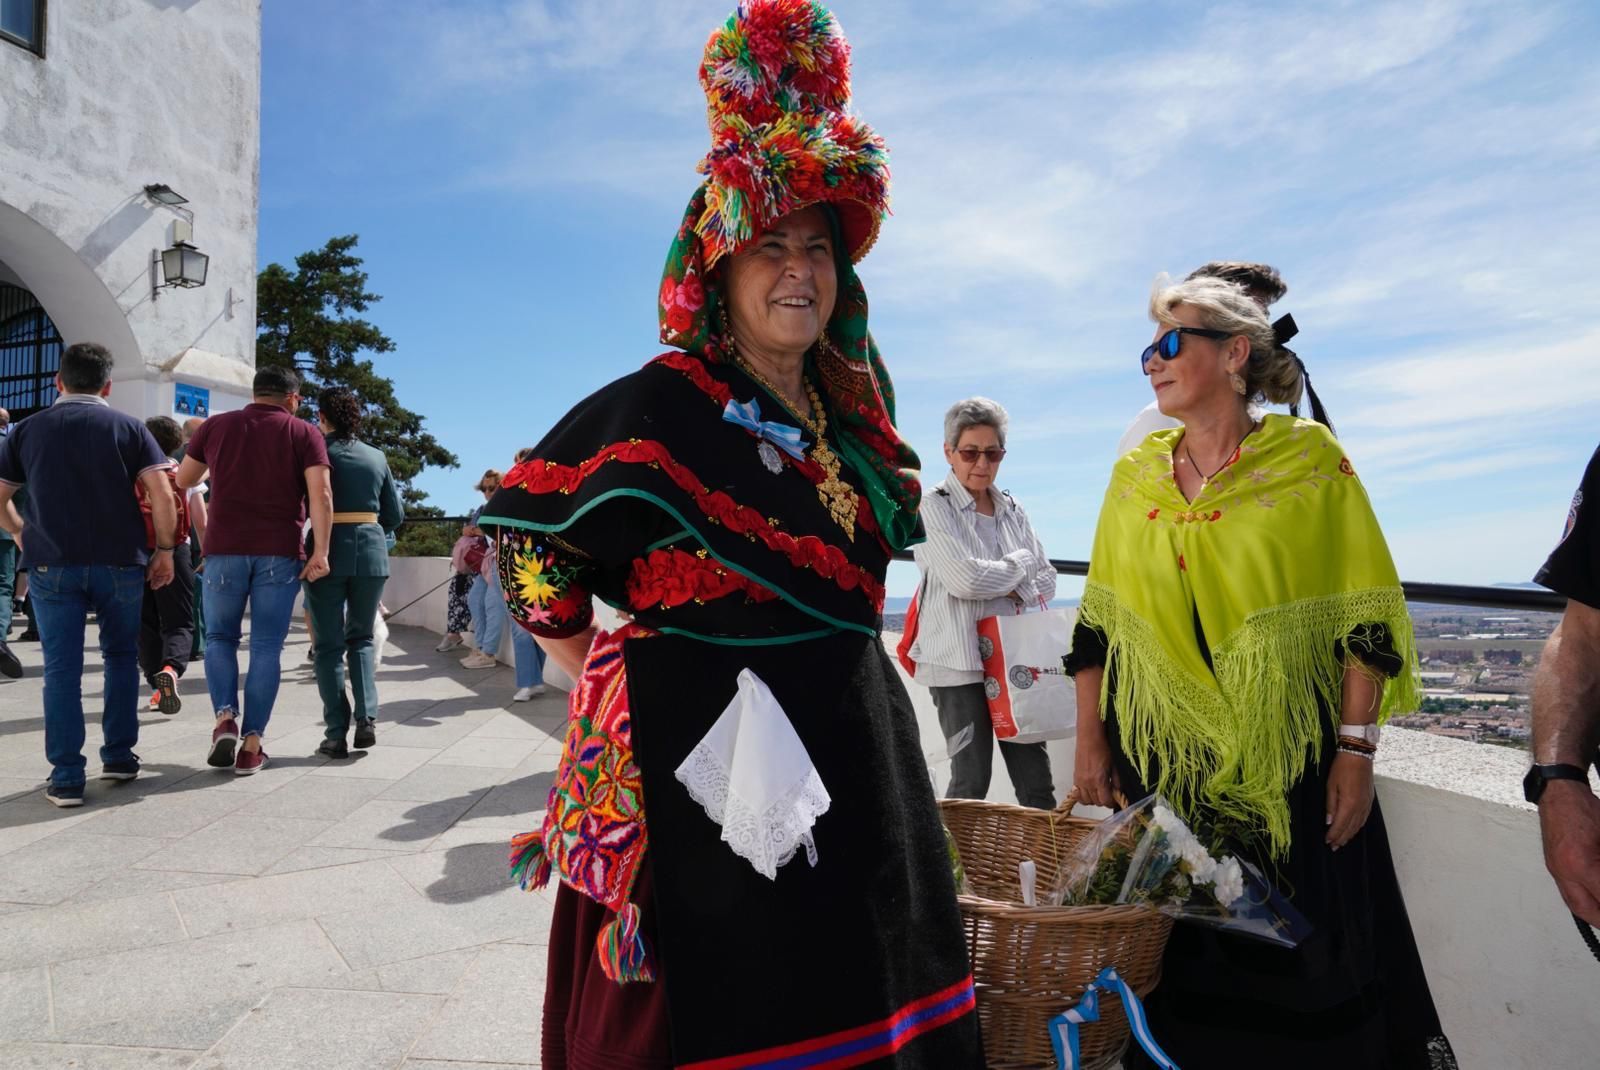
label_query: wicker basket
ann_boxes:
[940,793,1175,1070]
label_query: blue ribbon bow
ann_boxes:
[1049,966,1180,1069]
[721,397,809,462]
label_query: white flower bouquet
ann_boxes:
[1055,794,1309,948]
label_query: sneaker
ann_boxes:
[208,716,240,768]
[435,635,465,653]
[153,667,180,716]
[45,784,84,808]
[0,641,20,679]
[234,747,268,776]
[513,685,546,702]
[316,737,349,760]
[100,757,140,781]
[352,720,376,749]
[149,693,162,712]
[460,651,497,669]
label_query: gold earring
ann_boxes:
[1230,372,1248,396]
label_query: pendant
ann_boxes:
[756,438,784,475]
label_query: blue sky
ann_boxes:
[260,0,1600,597]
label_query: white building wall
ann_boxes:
[0,0,262,418]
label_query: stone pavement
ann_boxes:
[0,620,561,1069]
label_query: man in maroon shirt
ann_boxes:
[176,367,332,775]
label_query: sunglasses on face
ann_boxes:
[954,447,1006,464]
[1140,327,1233,371]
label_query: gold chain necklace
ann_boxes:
[731,350,858,541]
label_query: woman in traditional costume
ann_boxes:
[1067,274,1456,1067]
[482,3,984,1067]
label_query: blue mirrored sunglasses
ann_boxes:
[1141,327,1233,370]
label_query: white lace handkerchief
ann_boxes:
[675,668,832,880]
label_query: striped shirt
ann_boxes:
[908,471,1056,681]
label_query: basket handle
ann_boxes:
[1056,787,1130,815]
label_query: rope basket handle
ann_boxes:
[1056,787,1131,815]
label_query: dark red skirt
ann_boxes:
[541,867,671,1070]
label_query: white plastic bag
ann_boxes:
[977,607,1075,743]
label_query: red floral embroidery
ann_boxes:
[1339,457,1355,477]
[1147,508,1160,520]
[1210,510,1222,522]
[503,441,886,610]
[1178,553,1187,572]
[626,548,779,610]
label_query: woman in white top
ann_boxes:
[910,397,1057,808]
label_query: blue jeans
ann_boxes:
[31,564,145,788]
[468,572,506,656]
[202,555,301,739]
[512,625,546,688]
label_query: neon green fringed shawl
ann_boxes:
[1076,415,1420,858]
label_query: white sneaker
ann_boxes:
[513,685,546,702]
[435,635,465,653]
[460,651,497,669]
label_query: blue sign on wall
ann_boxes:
[174,382,210,417]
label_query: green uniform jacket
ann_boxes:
[322,438,404,577]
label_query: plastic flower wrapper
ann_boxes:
[1054,793,1310,948]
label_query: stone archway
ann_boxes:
[0,199,141,380]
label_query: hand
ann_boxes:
[1073,728,1121,809]
[146,551,175,590]
[1325,751,1375,850]
[300,554,331,582]
[1539,779,1600,927]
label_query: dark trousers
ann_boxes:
[931,682,1056,809]
[304,573,387,738]
[139,544,195,686]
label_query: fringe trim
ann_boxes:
[596,901,656,984]
[1079,582,1420,859]
[508,830,551,892]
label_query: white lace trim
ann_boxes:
[677,742,831,879]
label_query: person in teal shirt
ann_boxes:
[304,388,404,758]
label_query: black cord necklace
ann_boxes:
[1184,422,1257,486]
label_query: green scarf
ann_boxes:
[657,184,924,551]
[1077,415,1420,857]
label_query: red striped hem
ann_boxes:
[678,975,975,1070]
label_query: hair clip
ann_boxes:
[1272,313,1299,346]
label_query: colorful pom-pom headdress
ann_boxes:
[694,0,889,268]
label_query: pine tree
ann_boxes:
[256,235,459,555]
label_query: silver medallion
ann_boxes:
[757,438,785,474]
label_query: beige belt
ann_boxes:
[331,511,379,524]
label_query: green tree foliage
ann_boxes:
[256,235,459,556]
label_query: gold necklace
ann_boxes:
[731,351,858,541]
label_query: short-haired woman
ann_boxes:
[459,469,506,670]
[306,388,404,758]
[1068,275,1455,1066]
[911,397,1057,808]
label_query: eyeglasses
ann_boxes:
[1140,327,1233,370]
[954,447,1006,464]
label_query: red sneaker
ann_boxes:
[234,747,268,777]
[208,717,239,768]
[154,667,180,716]
[149,693,162,713]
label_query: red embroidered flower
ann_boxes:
[1178,553,1187,572]
[1209,510,1222,522]
[679,275,705,311]
[1339,457,1355,476]
[659,277,678,310]
[1147,508,1160,520]
[664,305,693,334]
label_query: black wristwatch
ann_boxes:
[1523,763,1593,804]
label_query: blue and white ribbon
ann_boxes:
[1049,966,1180,1070]
[722,397,808,461]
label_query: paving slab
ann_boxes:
[372,712,498,750]
[0,1042,199,1068]
[173,858,419,939]
[234,773,389,821]
[0,967,52,1041]
[429,736,541,770]
[48,919,353,1049]
[306,796,484,854]
[67,789,252,841]
[388,839,516,901]
[0,890,187,970]
[465,710,560,742]
[0,830,169,904]
[132,815,334,876]
[194,987,444,1070]
[377,763,502,804]
[409,943,544,1066]
[65,867,238,907]
[317,885,553,970]
[261,844,410,876]
[304,745,439,782]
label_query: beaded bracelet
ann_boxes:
[1336,743,1376,761]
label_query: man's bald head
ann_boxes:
[182,417,204,441]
